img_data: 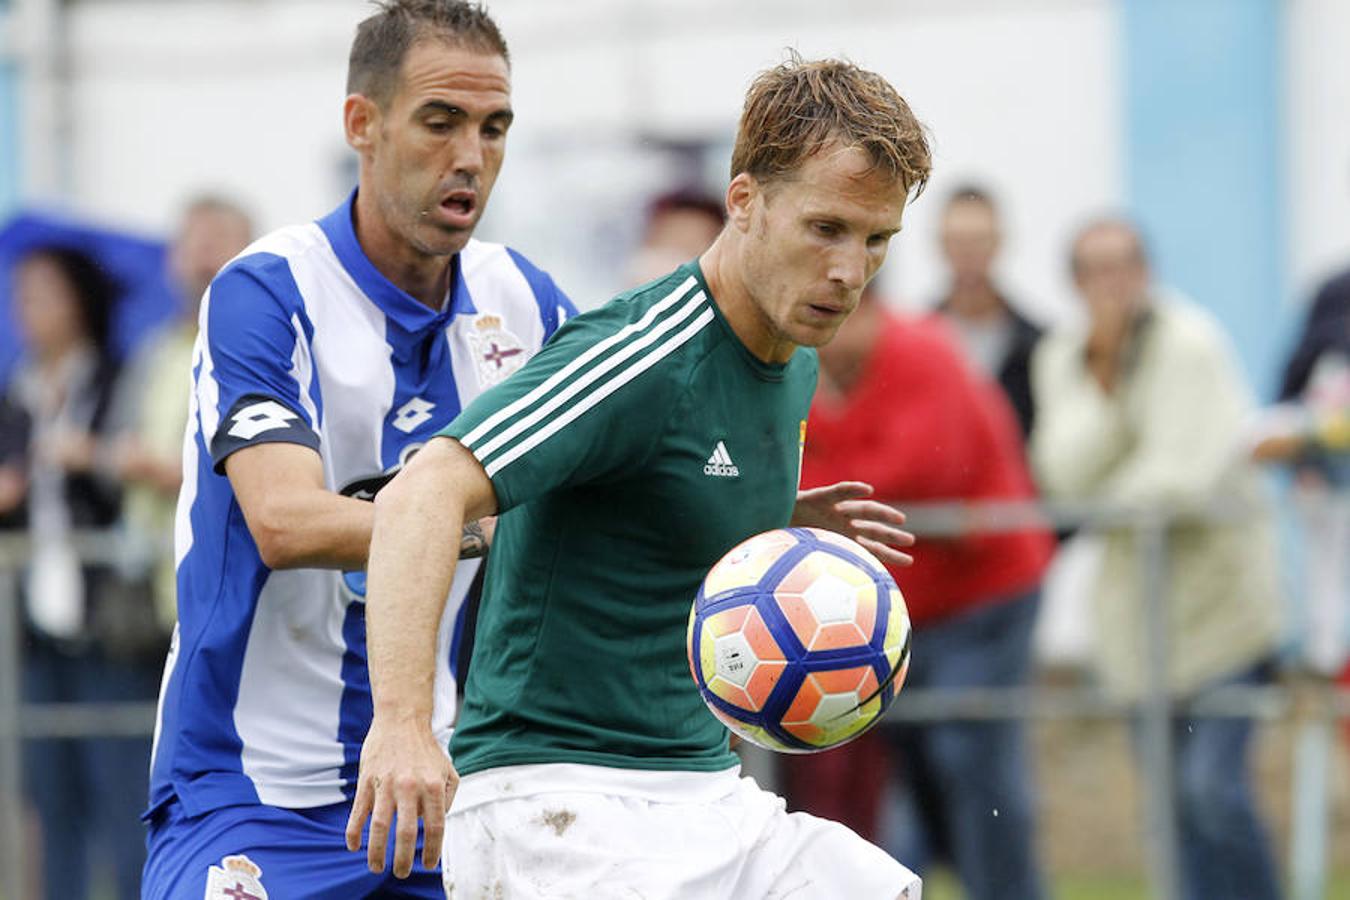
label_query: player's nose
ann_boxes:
[451,133,486,178]
[827,244,868,292]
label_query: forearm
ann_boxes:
[248,489,376,570]
[366,454,465,722]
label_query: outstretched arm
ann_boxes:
[226,442,494,570]
[345,436,498,878]
[792,481,915,567]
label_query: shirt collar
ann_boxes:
[317,189,468,334]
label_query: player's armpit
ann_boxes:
[225,442,376,571]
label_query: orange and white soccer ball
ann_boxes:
[687,527,911,753]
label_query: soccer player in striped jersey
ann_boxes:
[140,4,575,898]
[351,56,933,898]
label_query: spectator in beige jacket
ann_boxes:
[1030,217,1282,900]
[111,195,252,628]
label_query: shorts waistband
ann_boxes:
[451,762,743,813]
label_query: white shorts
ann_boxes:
[443,763,920,900]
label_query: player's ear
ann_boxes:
[725,173,758,234]
[344,94,380,154]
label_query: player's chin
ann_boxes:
[416,222,476,258]
[790,320,847,349]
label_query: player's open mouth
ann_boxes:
[438,192,477,225]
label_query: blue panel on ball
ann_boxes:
[695,584,773,618]
[699,681,761,726]
[756,664,817,752]
[870,574,893,652]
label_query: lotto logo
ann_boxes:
[392,397,435,434]
[227,401,299,440]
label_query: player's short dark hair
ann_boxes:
[645,189,726,230]
[731,52,931,197]
[347,1,509,109]
[181,193,253,228]
[18,245,120,356]
[1068,216,1151,276]
[945,183,998,214]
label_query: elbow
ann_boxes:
[372,467,412,515]
[255,535,296,570]
[249,498,306,570]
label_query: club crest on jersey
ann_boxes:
[704,440,740,478]
[205,854,268,900]
[466,314,527,387]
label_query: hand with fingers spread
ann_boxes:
[791,481,915,567]
[345,717,457,878]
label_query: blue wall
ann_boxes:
[1121,0,1286,395]
[0,59,17,219]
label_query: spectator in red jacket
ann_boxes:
[780,285,1054,900]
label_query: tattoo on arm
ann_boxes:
[459,520,488,559]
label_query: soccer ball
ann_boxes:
[687,527,911,753]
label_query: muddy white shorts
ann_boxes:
[443,763,920,900]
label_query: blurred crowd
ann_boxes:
[0,197,252,898]
[0,178,1346,898]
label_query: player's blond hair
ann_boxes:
[731,53,931,197]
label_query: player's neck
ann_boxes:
[353,191,453,310]
[699,240,797,365]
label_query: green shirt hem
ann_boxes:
[454,747,742,779]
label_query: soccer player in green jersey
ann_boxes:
[349,55,932,898]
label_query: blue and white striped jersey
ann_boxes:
[148,191,574,816]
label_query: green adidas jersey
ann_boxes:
[441,260,817,776]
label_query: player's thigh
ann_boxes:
[143,800,383,900]
[731,778,922,900]
[445,792,743,900]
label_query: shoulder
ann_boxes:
[223,222,330,281]
[461,239,551,284]
[1006,303,1045,342]
[528,266,709,392]
[460,239,575,333]
[1149,297,1231,359]
[563,266,704,339]
[208,222,331,315]
[1309,267,1350,317]
[893,313,977,375]
[459,238,523,281]
[1031,324,1088,376]
[897,312,963,355]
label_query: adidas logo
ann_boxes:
[704,440,740,478]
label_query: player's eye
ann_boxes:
[812,222,839,238]
[425,119,452,133]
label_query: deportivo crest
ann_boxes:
[205,854,268,900]
[466,313,527,387]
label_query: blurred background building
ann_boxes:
[0,0,1345,392]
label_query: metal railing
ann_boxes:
[0,499,1347,900]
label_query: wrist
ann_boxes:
[371,700,433,729]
